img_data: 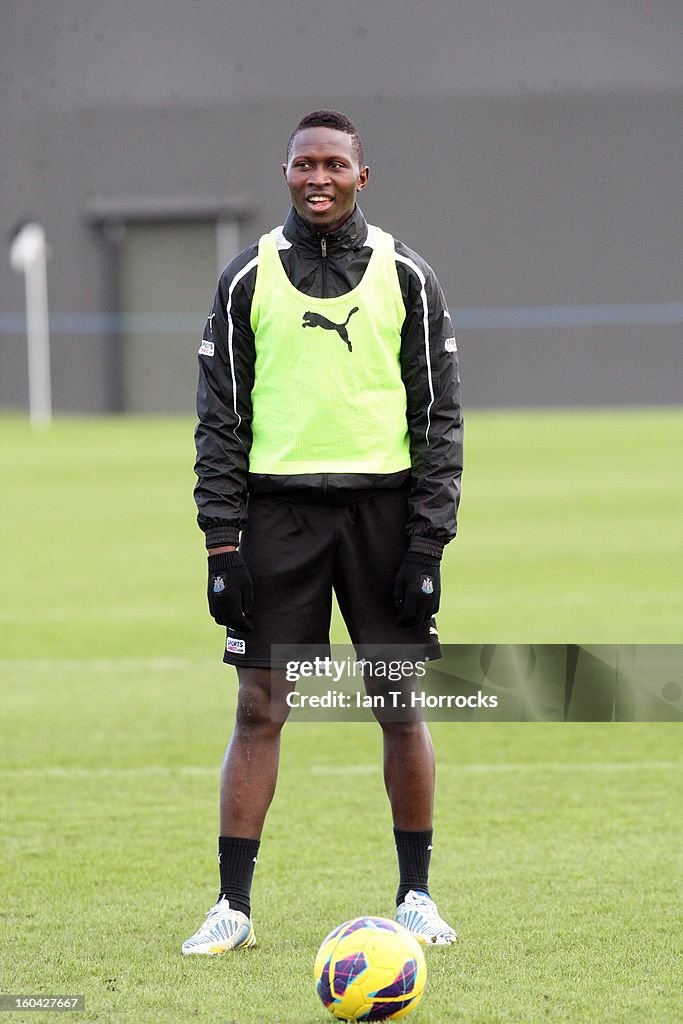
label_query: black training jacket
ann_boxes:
[194,205,463,558]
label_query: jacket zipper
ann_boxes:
[320,235,328,295]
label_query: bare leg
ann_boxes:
[380,719,435,830]
[219,667,292,837]
[366,674,435,829]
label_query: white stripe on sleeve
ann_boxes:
[225,255,259,441]
[394,253,435,447]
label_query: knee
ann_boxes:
[377,717,427,740]
[234,668,286,736]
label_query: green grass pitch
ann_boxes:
[1,409,681,1023]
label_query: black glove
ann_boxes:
[207,551,254,631]
[393,552,441,628]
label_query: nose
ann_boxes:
[308,163,331,187]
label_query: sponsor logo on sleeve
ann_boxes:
[199,339,215,356]
[444,336,457,352]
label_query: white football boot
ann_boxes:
[396,890,457,945]
[181,897,255,955]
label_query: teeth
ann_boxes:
[308,196,331,203]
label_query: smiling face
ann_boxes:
[283,127,369,233]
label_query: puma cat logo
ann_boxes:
[302,306,359,352]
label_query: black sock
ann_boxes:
[394,828,433,906]
[217,836,260,917]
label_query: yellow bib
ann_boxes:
[248,226,410,474]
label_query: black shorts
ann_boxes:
[223,487,441,668]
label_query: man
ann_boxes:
[184,110,463,954]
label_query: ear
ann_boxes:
[357,166,370,192]
[282,163,288,180]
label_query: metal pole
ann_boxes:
[10,222,52,430]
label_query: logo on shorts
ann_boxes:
[444,336,457,352]
[226,637,246,655]
[199,339,215,356]
[213,575,225,593]
[421,575,434,595]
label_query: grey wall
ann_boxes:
[1,1,682,411]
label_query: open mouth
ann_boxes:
[306,194,334,210]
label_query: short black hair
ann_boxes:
[286,109,365,165]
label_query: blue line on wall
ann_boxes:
[1,303,682,335]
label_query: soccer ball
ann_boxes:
[314,916,427,1021]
